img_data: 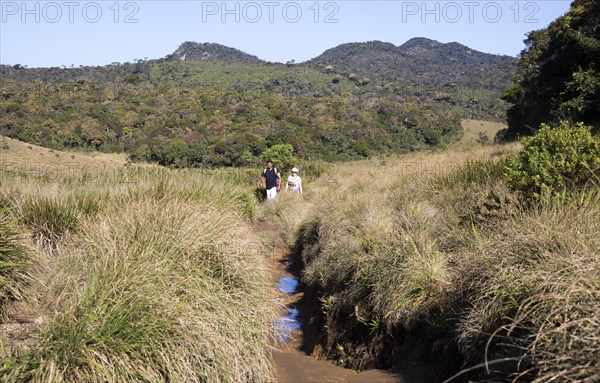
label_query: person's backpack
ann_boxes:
[262,167,278,176]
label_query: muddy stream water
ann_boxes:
[265,230,430,383]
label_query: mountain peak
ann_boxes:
[400,37,442,48]
[398,37,443,55]
[307,37,516,90]
[168,42,263,62]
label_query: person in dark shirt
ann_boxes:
[261,160,282,200]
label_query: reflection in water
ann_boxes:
[278,276,298,294]
[273,306,302,342]
[274,259,302,341]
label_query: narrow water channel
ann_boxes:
[273,272,301,342]
[269,247,419,383]
[254,219,428,383]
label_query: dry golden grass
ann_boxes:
[457,119,507,147]
[326,143,520,192]
[0,135,131,180]
[23,199,275,382]
[257,192,314,246]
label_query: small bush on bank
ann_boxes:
[504,122,600,202]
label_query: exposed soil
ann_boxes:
[1,301,44,355]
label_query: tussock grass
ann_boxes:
[460,190,600,381]
[257,192,313,246]
[0,209,31,314]
[7,201,274,382]
[300,145,519,320]
[20,197,80,249]
[1,159,276,382]
[296,143,599,381]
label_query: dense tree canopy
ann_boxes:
[0,59,469,167]
[500,0,600,140]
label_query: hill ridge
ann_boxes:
[167,41,263,62]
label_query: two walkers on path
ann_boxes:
[261,160,302,200]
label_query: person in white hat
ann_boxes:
[285,167,303,194]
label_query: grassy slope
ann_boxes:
[0,138,276,382]
[458,119,506,146]
[288,142,599,381]
[1,135,128,177]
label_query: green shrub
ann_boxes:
[504,122,600,202]
[260,144,297,173]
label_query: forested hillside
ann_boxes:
[308,38,516,96]
[0,39,516,167]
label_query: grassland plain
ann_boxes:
[2,128,599,382]
[0,137,277,382]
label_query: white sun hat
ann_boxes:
[291,167,299,173]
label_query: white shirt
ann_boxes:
[287,175,302,191]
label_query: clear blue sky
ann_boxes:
[1,1,572,68]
